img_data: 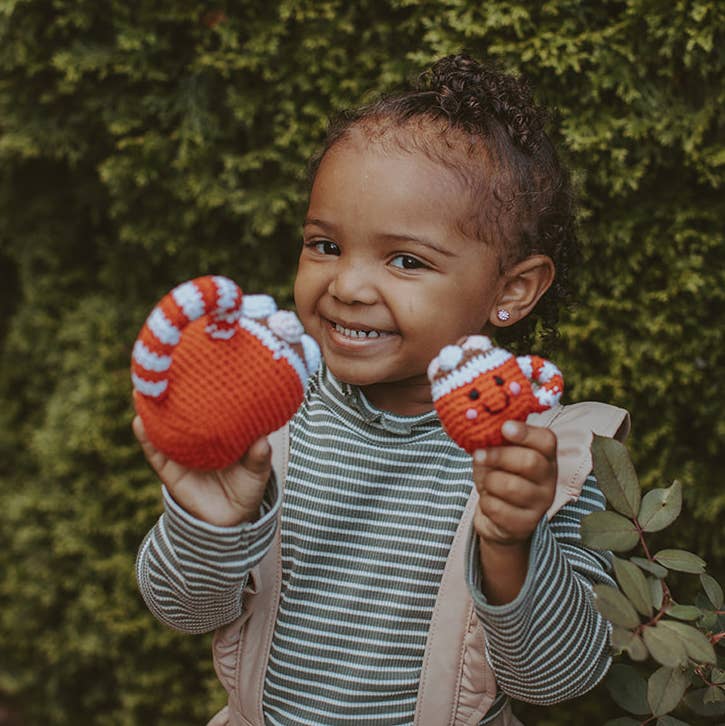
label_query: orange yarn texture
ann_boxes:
[428,335,564,453]
[131,276,320,470]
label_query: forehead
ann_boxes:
[309,128,478,237]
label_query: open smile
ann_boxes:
[324,318,397,342]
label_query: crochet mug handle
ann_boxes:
[131,276,243,401]
[515,355,564,411]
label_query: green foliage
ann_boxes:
[581,435,725,725]
[0,1,723,724]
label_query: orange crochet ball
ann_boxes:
[131,276,320,470]
[428,335,564,453]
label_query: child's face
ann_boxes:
[294,130,503,411]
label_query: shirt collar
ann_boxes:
[316,364,440,436]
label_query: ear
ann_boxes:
[489,254,556,327]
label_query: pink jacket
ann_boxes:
[207,402,630,726]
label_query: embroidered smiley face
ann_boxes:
[428,336,564,453]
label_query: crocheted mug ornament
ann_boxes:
[131,275,320,470]
[427,335,564,453]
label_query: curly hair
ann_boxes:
[308,54,581,351]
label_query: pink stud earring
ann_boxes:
[496,308,511,322]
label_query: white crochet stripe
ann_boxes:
[205,324,237,340]
[535,386,562,408]
[213,276,241,313]
[279,346,309,385]
[133,340,172,372]
[147,307,181,346]
[517,355,533,380]
[242,294,277,319]
[239,317,310,385]
[430,348,512,400]
[537,359,561,384]
[172,281,206,322]
[132,372,168,398]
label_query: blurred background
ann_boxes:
[0,1,722,724]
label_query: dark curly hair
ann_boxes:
[308,54,581,351]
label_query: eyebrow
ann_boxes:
[303,218,456,258]
[379,232,456,258]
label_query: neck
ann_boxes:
[359,375,435,417]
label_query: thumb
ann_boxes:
[240,436,273,478]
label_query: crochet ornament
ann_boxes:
[131,275,320,470]
[427,335,564,453]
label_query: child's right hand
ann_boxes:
[132,415,272,527]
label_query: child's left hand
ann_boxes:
[472,420,557,546]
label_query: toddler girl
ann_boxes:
[135,54,629,725]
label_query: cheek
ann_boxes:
[293,264,329,342]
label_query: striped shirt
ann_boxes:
[136,364,615,724]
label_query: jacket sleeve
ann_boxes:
[135,474,282,634]
[466,473,615,705]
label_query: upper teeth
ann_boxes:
[335,323,383,339]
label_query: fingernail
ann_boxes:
[502,421,519,437]
[473,449,487,464]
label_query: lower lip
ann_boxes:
[324,320,397,349]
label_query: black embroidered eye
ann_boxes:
[494,376,504,386]
[468,390,480,400]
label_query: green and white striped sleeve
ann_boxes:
[466,473,616,705]
[135,475,281,634]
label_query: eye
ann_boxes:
[390,254,427,270]
[306,240,340,256]
[494,376,504,386]
[468,389,480,400]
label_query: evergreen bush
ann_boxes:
[1,1,722,723]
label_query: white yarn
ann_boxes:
[133,340,171,372]
[147,307,181,346]
[172,281,206,321]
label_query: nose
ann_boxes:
[328,259,378,305]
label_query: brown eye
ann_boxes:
[494,376,504,386]
[468,390,480,400]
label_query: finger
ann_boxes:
[240,436,272,478]
[477,493,541,541]
[474,443,553,485]
[132,415,191,489]
[132,416,168,475]
[472,449,493,494]
[501,421,557,459]
[480,470,545,509]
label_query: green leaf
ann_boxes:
[638,481,682,532]
[653,549,706,574]
[605,663,650,715]
[603,719,640,726]
[614,556,653,617]
[642,624,688,668]
[658,620,717,665]
[700,574,724,609]
[591,434,641,518]
[647,666,689,717]
[611,627,649,661]
[684,687,725,716]
[631,556,669,579]
[665,604,701,621]
[699,610,719,631]
[594,584,641,628]
[650,576,665,610]
[581,511,640,552]
[711,668,725,684]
